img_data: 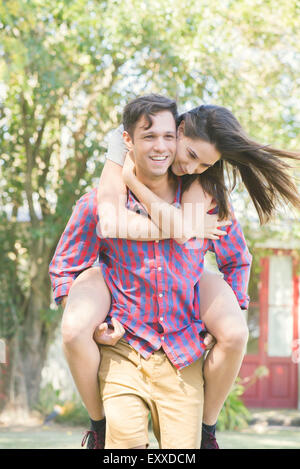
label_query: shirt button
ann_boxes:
[158,293,163,298]
[155,240,159,243]
[158,267,162,271]
[160,317,164,321]
[161,336,165,341]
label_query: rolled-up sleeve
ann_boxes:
[49,189,100,304]
[208,203,252,310]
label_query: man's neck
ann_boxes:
[135,169,177,204]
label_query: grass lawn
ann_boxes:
[217,428,300,449]
[0,424,300,449]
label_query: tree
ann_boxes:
[0,0,299,420]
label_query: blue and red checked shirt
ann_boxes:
[49,179,252,369]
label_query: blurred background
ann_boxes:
[0,0,299,442]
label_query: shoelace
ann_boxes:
[209,433,219,448]
[81,430,101,449]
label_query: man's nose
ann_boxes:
[153,137,168,153]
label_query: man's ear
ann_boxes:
[123,130,134,150]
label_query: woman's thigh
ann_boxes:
[199,271,247,343]
[62,266,111,337]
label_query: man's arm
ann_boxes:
[208,203,252,310]
[49,189,100,305]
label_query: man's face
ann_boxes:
[124,111,177,179]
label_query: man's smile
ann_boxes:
[149,155,169,163]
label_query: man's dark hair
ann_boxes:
[123,94,178,139]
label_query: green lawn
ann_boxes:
[218,428,300,449]
[0,424,299,449]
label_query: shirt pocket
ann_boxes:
[171,238,203,281]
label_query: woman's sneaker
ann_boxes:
[81,418,106,449]
[201,428,220,449]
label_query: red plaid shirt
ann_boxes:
[49,180,252,369]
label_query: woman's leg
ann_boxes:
[61,266,111,420]
[199,271,249,426]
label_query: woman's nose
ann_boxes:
[184,163,198,175]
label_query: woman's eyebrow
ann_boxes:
[188,147,199,159]
[188,147,214,167]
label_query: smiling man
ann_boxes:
[96,95,206,449]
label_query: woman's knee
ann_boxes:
[199,271,249,351]
[61,267,111,347]
[217,314,249,352]
[61,313,90,348]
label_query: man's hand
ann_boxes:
[202,331,216,350]
[93,318,125,346]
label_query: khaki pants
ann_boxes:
[98,339,204,449]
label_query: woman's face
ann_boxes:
[171,123,221,176]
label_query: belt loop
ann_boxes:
[137,352,142,370]
[176,367,183,383]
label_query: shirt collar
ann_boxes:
[127,176,182,215]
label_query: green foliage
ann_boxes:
[36,383,89,426]
[218,366,269,431]
[35,383,62,416]
[55,402,89,427]
[217,379,251,431]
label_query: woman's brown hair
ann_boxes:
[178,105,300,223]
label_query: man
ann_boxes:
[49,94,251,448]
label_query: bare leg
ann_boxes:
[61,266,111,420]
[199,271,249,425]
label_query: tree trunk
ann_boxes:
[0,333,29,424]
[0,249,60,423]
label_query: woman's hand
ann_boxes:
[174,213,232,244]
[106,125,128,165]
[122,151,136,185]
[201,213,232,240]
[93,318,125,346]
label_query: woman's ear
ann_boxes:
[123,130,134,150]
[177,120,185,139]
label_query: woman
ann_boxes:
[62,103,300,449]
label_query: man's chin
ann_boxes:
[147,162,173,177]
[149,168,170,178]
